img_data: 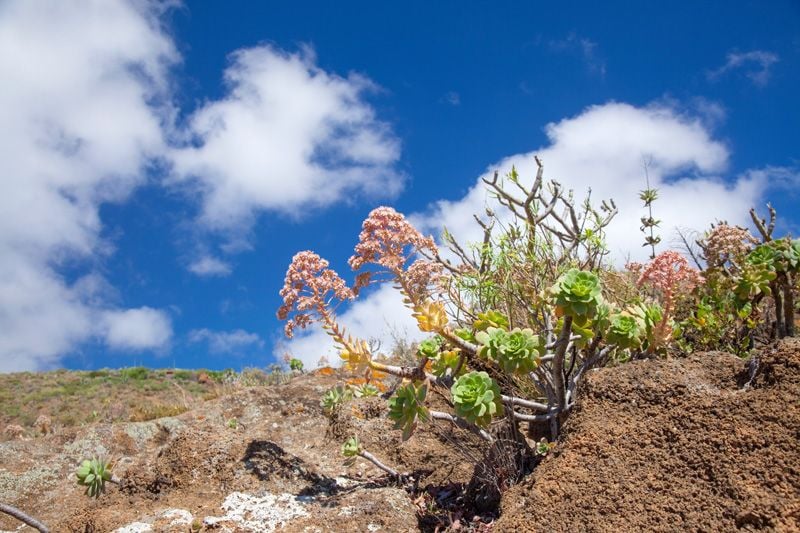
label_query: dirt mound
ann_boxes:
[496,338,800,532]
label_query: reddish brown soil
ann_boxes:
[496,338,800,532]
[2,340,799,531]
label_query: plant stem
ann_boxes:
[429,410,494,442]
[358,450,403,479]
[0,503,50,533]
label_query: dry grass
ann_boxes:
[0,366,293,439]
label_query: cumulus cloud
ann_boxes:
[275,283,425,369]
[103,308,173,351]
[1,1,402,372]
[412,102,762,265]
[707,50,779,87]
[171,45,403,231]
[189,328,264,355]
[188,256,233,277]
[0,0,177,372]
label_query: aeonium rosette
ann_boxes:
[475,327,544,374]
[451,371,503,428]
[603,312,644,351]
[388,382,430,441]
[551,268,603,325]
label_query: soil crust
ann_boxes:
[495,338,800,532]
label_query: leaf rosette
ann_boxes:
[413,301,449,332]
[473,310,510,332]
[320,385,352,413]
[451,371,503,428]
[388,383,429,440]
[604,312,644,350]
[551,269,603,325]
[416,336,443,360]
[341,436,361,466]
[475,327,543,374]
[76,457,112,498]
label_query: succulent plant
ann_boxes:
[76,457,113,498]
[289,358,304,371]
[473,309,510,331]
[746,244,778,269]
[320,385,352,414]
[551,269,603,325]
[430,349,465,378]
[352,383,380,398]
[388,383,429,440]
[338,337,372,373]
[604,312,644,350]
[734,263,775,303]
[475,327,544,374]
[534,437,555,456]
[341,436,361,466]
[451,371,503,428]
[413,300,448,332]
[416,336,443,360]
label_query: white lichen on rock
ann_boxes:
[203,492,309,532]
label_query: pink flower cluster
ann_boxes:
[629,250,703,298]
[349,207,438,273]
[277,251,355,338]
[700,224,758,269]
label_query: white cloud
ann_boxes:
[275,283,425,369]
[0,1,405,372]
[189,328,264,354]
[103,307,173,350]
[188,255,232,277]
[412,102,762,265]
[0,0,177,372]
[707,50,779,87]
[171,45,403,231]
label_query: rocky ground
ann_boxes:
[1,339,798,532]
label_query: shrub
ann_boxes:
[277,160,797,500]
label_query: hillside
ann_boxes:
[1,340,798,532]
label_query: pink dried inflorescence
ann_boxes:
[349,207,442,302]
[349,207,438,272]
[700,224,758,270]
[277,251,355,338]
[629,250,703,297]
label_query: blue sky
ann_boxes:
[1,0,798,372]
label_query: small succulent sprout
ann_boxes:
[416,336,443,360]
[352,383,380,398]
[341,436,361,466]
[473,309,510,332]
[475,327,543,374]
[534,437,555,456]
[551,269,603,325]
[76,457,112,498]
[454,327,476,344]
[604,312,644,350]
[431,349,465,378]
[451,371,503,428]
[320,385,352,414]
[387,383,429,441]
[289,358,304,371]
[413,300,448,332]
